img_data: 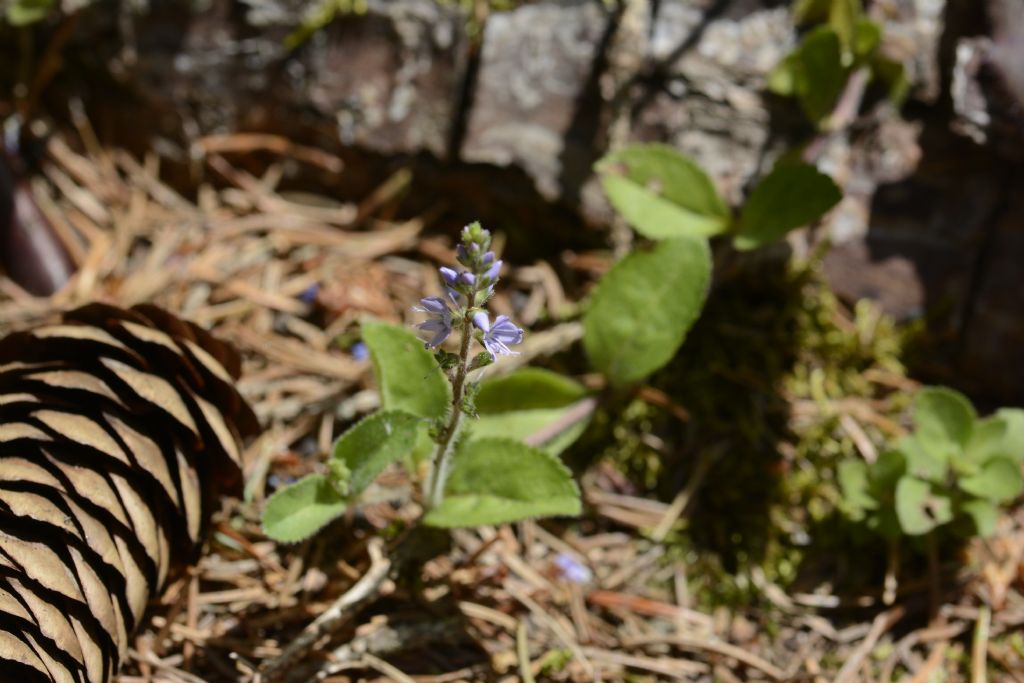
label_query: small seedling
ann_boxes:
[839,386,1024,539]
[262,223,583,542]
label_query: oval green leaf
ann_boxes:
[913,386,976,450]
[791,26,846,123]
[424,438,581,528]
[962,499,999,537]
[959,457,1023,503]
[473,369,591,455]
[584,237,711,386]
[333,410,421,496]
[995,408,1024,462]
[596,144,729,240]
[895,476,951,535]
[475,368,587,412]
[262,474,346,543]
[734,162,841,250]
[362,320,450,420]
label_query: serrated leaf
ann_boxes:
[475,369,587,412]
[596,144,729,240]
[332,410,420,496]
[959,457,1023,503]
[838,459,874,519]
[5,0,55,25]
[734,162,841,250]
[913,386,975,450]
[362,321,450,420]
[262,475,346,543]
[584,237,711,386]
[408,426,435,471]
[895,476,951,535]
[423,438,581,528]
[962,499,999,537]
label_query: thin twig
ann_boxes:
[524,397,598,448]
[517,622,538,683]
[361,653,417,683]
[312,618,462,682]
[832,606,905,683]
[972,605,991,683]
[624,635,786,681]
[259,538,391,681]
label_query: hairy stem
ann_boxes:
[426,308,475,509]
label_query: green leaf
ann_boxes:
[872,55,908,107]
[962,499,999,537]
[734,162,842,250]
[5,0,56,25]
[792,0,831,24]
[895,476,951,535]
[913,386,976,450]
[473,369,591,455]
[828,0,862,55]
[966,416,1010,464]
[475,368,587,412]
[362,321,450,420]
[995,408,1024,462]
[583,237,711,386]
[898,434,948,482]
[262,475,346,543]
[871,448,907,491]
[332,410,420,496]
[838,459,875,519]
[596,144,730,240]
[424,438,581,528]
[959,457,1023,503]
[852,18,882,60]
[791,26,846,122]
[768,54,800,96]
[472,409,589,456]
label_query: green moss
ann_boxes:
[585,253,921,606]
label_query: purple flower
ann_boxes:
[439,267,459,287]
[484,259,502,282]
[298,283,321,304]
[553,553,592,584]
[414,296,453,348]
[472,312,523,359]
[350,341,369,361]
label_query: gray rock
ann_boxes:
[632,4,795,204]
[461,0,610,201]
[124,0,468,158]
[303,0,468,158]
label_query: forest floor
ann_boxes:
[3,122,1024,683]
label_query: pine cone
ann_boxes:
[0,303,259,682]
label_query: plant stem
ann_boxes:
[426,309,474,509]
